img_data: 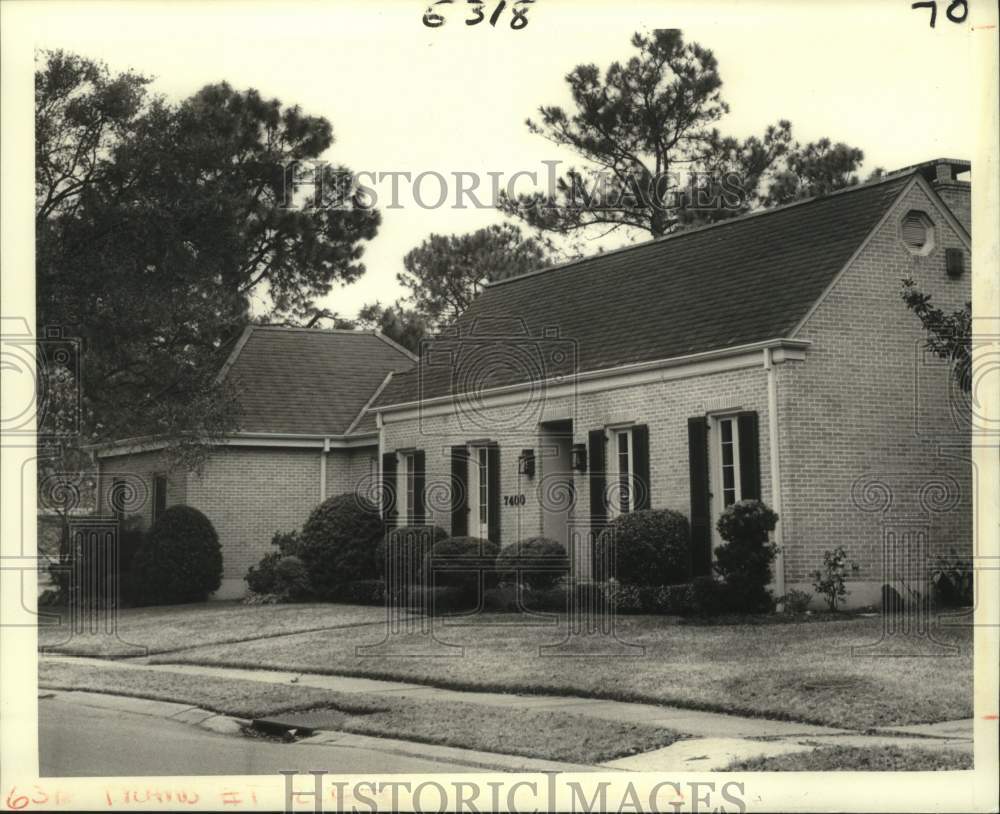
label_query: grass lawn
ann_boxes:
[37,601,394,656]
[727,745,973,771]
[151,612,972,730]
[38,660,678,765]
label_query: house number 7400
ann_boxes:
[503,494,526,506]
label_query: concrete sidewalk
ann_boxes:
[42,655,975,772]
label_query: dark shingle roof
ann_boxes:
[376,173,915,407]
[223,327,414,435]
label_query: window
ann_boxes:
[609,428,635,518]
[477,447,489,538]
[900,210,935,256]
[717,417,742,507]
[152,474,168,523]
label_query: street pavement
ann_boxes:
[39,697,483,776]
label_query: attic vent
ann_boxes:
[900,210,935,256]
[945,248,965,278]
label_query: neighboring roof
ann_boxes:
[223,326,414,435]
[376,171,918,408]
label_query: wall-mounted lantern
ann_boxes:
[518,449,536,477]
[571,443,588,472]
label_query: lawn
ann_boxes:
[150,612,973,730]
[38,660,679,765]
[37,601,396,657]
[727,745,973,771]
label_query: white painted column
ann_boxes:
[764,348,786,599]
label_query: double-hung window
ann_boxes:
[716,416,742,507]
[609,427,635,518]
[475,446,490,539]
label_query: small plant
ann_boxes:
[811,547,860,611]
[931,548,973,608]
[781,588,813,614]
[713,500,779,613]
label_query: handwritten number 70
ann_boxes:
[912,0,968,28]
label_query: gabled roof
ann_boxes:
[375,171,918,408]
[222,326,414,435]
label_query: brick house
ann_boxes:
[95,326,415,598]
[372,159,972,608]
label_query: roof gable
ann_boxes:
[377,173,915,407]
[224,327,414,435]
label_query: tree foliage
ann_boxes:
[900,277,972,393]
[498,29,869,238]
[398,223,554,328]
[35,50,379,469]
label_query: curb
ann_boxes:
[40,689,249,736]
[39,689,596,773]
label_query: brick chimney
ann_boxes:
[912,158,971,234]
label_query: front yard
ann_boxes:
[133,608,974,730]
[37,601,394,656]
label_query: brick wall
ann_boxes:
[778,181,972,604]
[99,444,379,599]
[97,450,187,528]
[382,363,772,576]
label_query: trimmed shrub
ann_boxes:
[131,506,222,605]
[713,500,779,613]
[421,536,500,597]
[407,585,471,613]
[274,555,312,601]
[298,493,384,598]
[595,509,691,586]
[335,579,386,605]
[376,525,448,583]
[496,537,569,590]
[245,551,283,595]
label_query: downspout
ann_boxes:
[319,437,330,501]
[375,411,385,517]
[764,348,786,600]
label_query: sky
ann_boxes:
[18,0,979,320]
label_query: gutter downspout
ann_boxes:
[320,437,330,501]
[764,348,786,601]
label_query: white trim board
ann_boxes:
[378,339,810,424]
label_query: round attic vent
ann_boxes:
[900,210,935,255]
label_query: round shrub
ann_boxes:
[421,536,500,596]
[131,505,222,605]
[376,525,448,582]
[245,551,283,595]
[273,555,312,601]
[496,537,569,590]
[298,493,384,598]
[713,499,779,613]
[595,509,692,587]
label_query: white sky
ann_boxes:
[21,0,978,320]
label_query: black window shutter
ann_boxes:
[632,425,651,511]
[413,450,426,524]
[381,452,397,524]
[588,429,607,528]
[737,411,761,501]
[450,445,468,536]
[487,445,501,544]
[688,417,711,576]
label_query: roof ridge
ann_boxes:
[485,170,916,290]
[252,324,370,335]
